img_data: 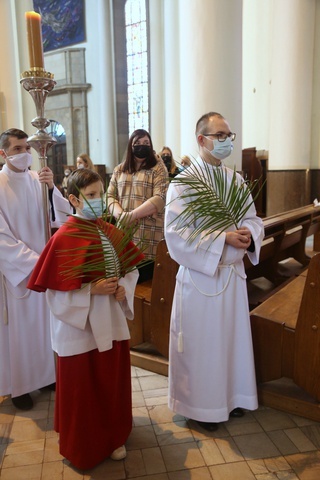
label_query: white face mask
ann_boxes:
[6,152,33,171]
[204,136,233,161]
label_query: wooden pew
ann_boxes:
[129,205,320,376]
[244,204,320,284]
[128,240,178,375]
[250,253,320,421]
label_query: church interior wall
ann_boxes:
[310,0,320,170]
[0,0,320,214]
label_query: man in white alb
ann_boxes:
[164,112,264,431]
[0,128,70,410]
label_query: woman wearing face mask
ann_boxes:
[76,153,95,171]
[159,146,180,178]
[108,129,168,282]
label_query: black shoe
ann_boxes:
[12,393,33,410]
[39,383,56,392]
[196,421,219,432]
[229,407,245,418]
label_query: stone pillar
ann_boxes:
[95,0,118,170]
[177,0,243,168]
[161,0,181,159]
[311,1,320,169]
[268,0,315,170]
[149,0,165,151]
[0,0,34,138]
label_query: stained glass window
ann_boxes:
[125,0,149,134]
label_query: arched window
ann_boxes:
[125,0,149,134]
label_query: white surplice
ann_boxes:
[164,158,265,422]
[0,165,70,397]
[46,270,139,357]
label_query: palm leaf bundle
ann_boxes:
[169,160,262,245]
[57,196,149,284]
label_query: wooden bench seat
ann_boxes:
[129,205,320,377]
[128,240,178,375]
[245,204,320,283]
[250,253,320,421]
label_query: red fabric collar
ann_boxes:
[27,216,144,292]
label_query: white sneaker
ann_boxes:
[110,445,126,460]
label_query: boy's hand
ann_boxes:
[114,285,126,302]
[90,277,118,295]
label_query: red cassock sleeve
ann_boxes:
[27,216,145,292]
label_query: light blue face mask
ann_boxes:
[81,198,105,219]
[205,136,234,161]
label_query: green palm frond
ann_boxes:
[169,160,262,244]
[57,192,149,283]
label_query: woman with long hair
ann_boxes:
[76,153,95,171]
[108,129,168,282]
[159,146,180,177]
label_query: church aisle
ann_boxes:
[0,366,320,479]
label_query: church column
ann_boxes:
[0,0,34,136]
[161,0,181,159]
[178,0,243,168]
[268,0,315,170]
[311,1,320,169]
[90,0,117,170]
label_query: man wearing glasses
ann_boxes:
[164,112,264,432]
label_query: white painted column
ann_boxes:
[0,0,34,134]
[87,0,117,171]
[178,0,243,169]
[242,0,272,151]
[311,1,320,169]
[161,0,181,159]
[268,0,315,170]
[149,0,165,150]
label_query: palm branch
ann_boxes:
[57,193,150,283]
[169,159,263,245]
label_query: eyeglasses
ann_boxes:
[203,132,236,142]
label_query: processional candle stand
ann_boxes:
[20,11,56,243]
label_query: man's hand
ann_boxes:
[90,277,119,295]
[225,227,252,249]
[38,166,54,190]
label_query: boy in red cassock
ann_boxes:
[28,168,144,470]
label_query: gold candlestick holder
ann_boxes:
[20,68,56,243]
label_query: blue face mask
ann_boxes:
[205,136,234,161]
[81,198,105,219]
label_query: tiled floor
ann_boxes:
[1,366,320,480]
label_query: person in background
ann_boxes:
[61,168,71,197]
[76,153,95,171]
[159,146,180,178]
[28,168,142,469]
[180,155,192,170]
[0,128,70,410]
[164,112,264,432]
[108,129,168,283]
